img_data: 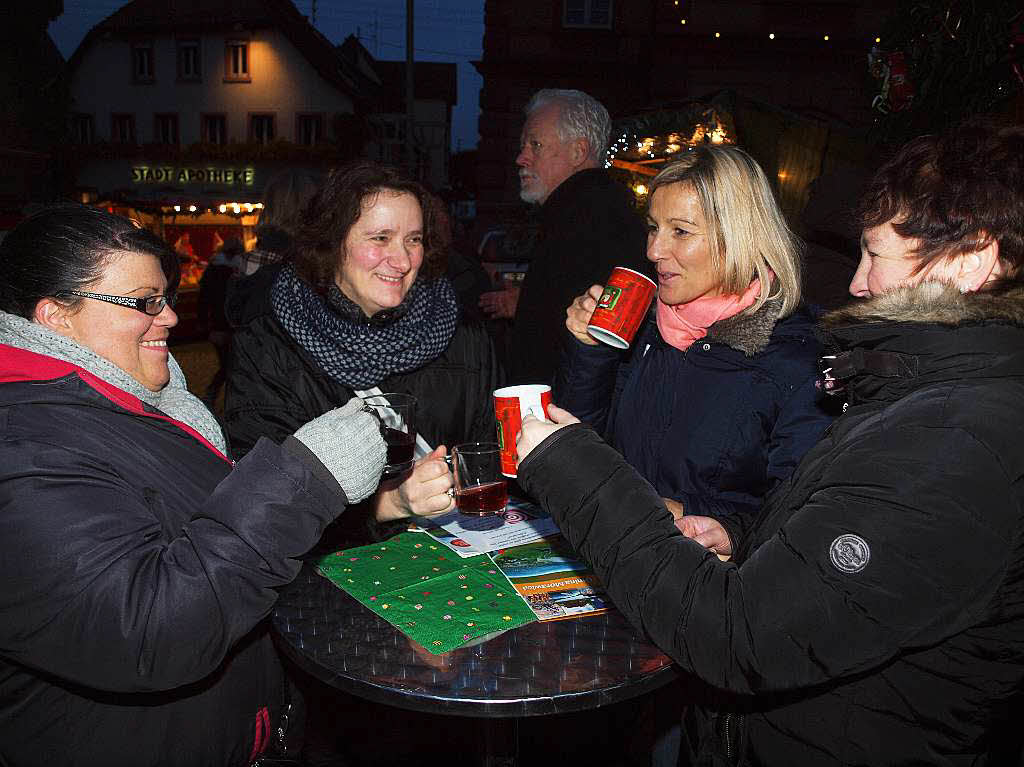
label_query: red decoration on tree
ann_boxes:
[886,52,915,111]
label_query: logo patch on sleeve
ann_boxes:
[829,534,870,573]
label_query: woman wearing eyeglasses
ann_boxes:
[0,204,389,766]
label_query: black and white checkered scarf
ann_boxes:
[271,263,459,389]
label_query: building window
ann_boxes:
[250,114,275,144]
[71,113,94,144]
[177,39,201,81]
[225,40,250,81]
[132,43,154,82]
[563,0,612,28]
[111,113,136,144]
[296,113,324,145]
[154,113,179,145]
[202,114,227,145]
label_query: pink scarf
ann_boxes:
[656,279,762,352]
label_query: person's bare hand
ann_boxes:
[375,445,454,521]
[515,404,580,465]
[661,498,685,520]
[565,285,604,345]
[479,286,520,320]
[675,514,733,559]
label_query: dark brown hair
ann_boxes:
[858,121,1024,280]
[290,162,449,288]
[0,204,179,319]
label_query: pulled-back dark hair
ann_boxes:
[0,204,180,320]
[859,121,1024,280]
[290,162,449,289]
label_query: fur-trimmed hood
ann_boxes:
[819,280,1024,406]
[705,295,792,357]
[823,280,1024,329]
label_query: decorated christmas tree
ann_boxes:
[869,0,1023,145]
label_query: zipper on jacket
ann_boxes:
[724,713,732,759]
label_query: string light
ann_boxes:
[824,35,829,41]
[188,204,197,212]
[715,32,721,38]
[769,33,775,40]
[680,18,686,24]
[875,37,881,43]
[173,205,180,212]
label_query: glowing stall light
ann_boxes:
[219,204,227,213]
[188,205,197,212]
[173,205,181,212]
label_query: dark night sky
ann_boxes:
[48,0,485,151]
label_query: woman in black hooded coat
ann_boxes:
[515,124,1024,766]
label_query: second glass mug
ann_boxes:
[361,392,417,478]
[448,442,508,516]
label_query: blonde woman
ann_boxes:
[558,145,832,554]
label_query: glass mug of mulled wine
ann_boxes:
[449,442,508,516]
[361,393,417,478]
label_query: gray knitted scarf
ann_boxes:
[0,311,227,456]
[271,263,459,389]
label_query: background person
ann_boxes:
[517,122,1024,765]
[239,168,321,276]
[197,235,243,407]
[478,88,649,384]
[0,205,387,767]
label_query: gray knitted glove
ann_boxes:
[292,399,386,503]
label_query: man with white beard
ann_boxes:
[479,88,649,384]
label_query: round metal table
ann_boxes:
[272,564,677,765]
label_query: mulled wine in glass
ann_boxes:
[362,393,417,478]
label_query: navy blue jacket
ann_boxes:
[556,299,833,544]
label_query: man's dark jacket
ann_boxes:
[508,167,649,385]
[520,282,1024,765]
[224,265,502,459]
[0,346,349,767]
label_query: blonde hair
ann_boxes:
[649,146,802,316]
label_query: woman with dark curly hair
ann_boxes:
[225,163,502,523]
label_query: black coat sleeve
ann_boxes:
[518,423,1016,695]
[0,438,345,693]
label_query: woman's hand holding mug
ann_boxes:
[374,445,455,521]
[565,285,604,346]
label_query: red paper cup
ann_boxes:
[586,266,657,349]
[493,384,552,477]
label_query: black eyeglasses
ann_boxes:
[57,290,177,316]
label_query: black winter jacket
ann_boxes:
[521,282,1024,766]
[224,267,502,459]
[0,346,351,767]
[556,299,833,546]
[508,167,650,385]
